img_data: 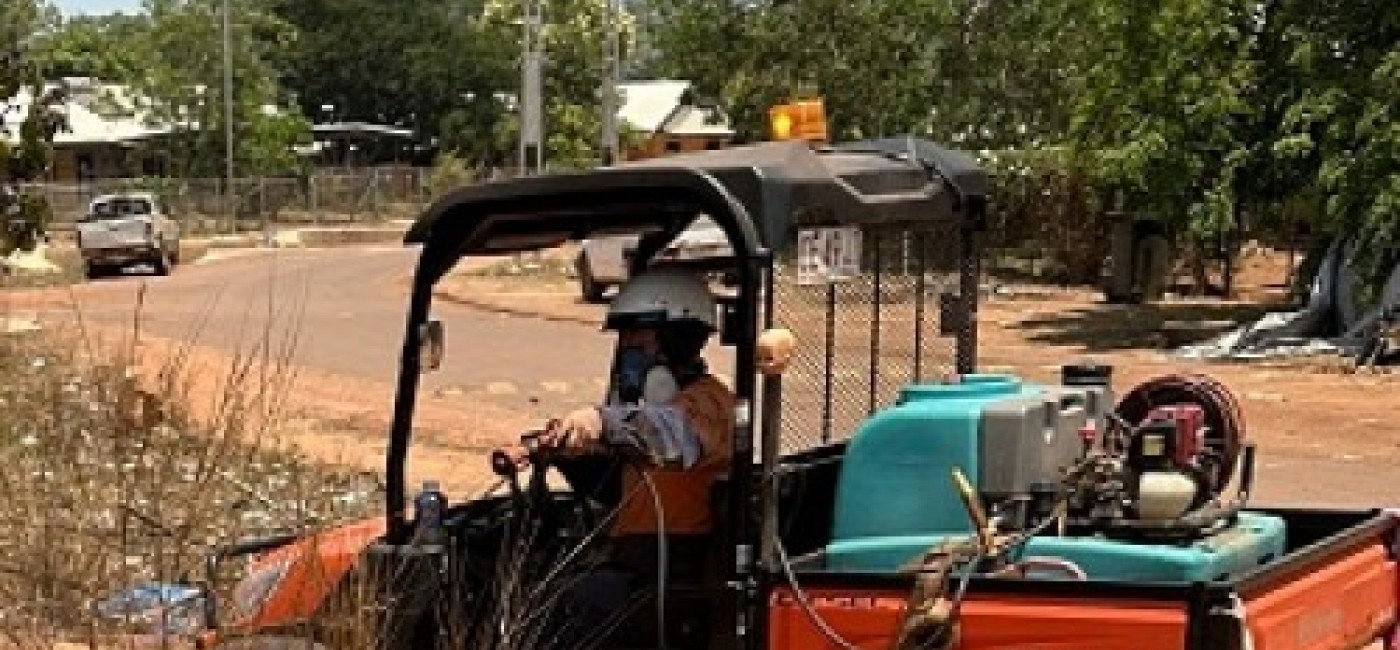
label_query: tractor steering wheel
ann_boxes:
[488,428,608,550]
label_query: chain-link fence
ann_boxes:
[25,166,431,236]
[767,222,971,453]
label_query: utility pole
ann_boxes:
[222,0,235,230]
[600,0,621,166]
[520,0,544,176]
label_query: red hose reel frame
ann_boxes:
[1115,373,1247,487]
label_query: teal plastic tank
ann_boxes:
[830,375,1041,543]
[824,512,1288,583]
[826,371,1288,583]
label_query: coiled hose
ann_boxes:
[1115,373,1247,488]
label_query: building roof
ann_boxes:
[312,122,415,138]
[617,79,734,138]
[2,80,168,146]
[617,80,691,133]
[2,78,308,148]
[660,103,734,137]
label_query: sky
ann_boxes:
[53,0,144,16]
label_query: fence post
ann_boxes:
[232,178,241,235]
[259,176,269,239]
[219,178,225,234]
[310,174,319,225]
[371,168,382,222]
[418,167,427,207]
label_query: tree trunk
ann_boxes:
[1189,240,1212,297]
[1221,200,1242,299]
[1222,234,1235,300]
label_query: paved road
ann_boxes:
[49,246,617,417]
[36,246,1397,508]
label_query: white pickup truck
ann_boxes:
[74,192,181,279]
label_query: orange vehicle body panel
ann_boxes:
[768,587,1188,650]
[237,517,386,631]
[1244,543,1398,650]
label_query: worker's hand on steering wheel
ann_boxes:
[491,408,607,475]
[542,407,604,450]
[490,422,566,476]
[491,443,533,476]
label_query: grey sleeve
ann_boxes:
[597,404,703,469]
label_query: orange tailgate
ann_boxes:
[1245,543,1398,650]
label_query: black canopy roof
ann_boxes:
[405,137,988,281]
[834,135,990,200]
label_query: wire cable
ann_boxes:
[769,484,1076,650]
[521,480,647,612]
[773,534,867,650]
[636,468,669,650]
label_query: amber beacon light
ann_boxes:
[768,98,829,143]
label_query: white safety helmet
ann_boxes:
[604,267,718,332]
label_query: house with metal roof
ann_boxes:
[1,78,171,181]
[617,79,734,160]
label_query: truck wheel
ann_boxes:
[576,252,608,303]
[84,263,107,280]
[152,247,171,276]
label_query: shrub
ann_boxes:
[0,298,381,646]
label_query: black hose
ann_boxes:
[1116,373,1246,487]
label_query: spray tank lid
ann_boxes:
[899,374,1022,402]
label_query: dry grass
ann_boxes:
[0,286,381,648]
[1,240,213,290]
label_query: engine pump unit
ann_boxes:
[825,370,1283,583]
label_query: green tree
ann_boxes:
[271,0,513,166]
[473,0,644,170]
[1265,0,1399,287]
[135,0,309,178]
[637,0,1081,149]
[32,13,148,82]
[1065,0,1261,293]
[2,0,65,255]
[241,109,311,176]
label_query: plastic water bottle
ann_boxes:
[412,480,448,547]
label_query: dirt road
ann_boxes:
[6,245,1396,507]
[6,246,614,495]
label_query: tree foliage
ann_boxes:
[136,0,309,178]
[637,0,1079,149]
[637,0,1396,292]
[270,0,514,167]
[2,0,64,255]
[478,0,638,170]
[27,0,311,180]
[32,13,148,82]
[25,0,1398,284]
[1266,0,1400,282]
[269,0,637,170]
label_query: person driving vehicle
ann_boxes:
[493,267,736,647]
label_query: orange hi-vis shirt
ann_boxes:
[611,374,736,536]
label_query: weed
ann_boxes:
[0,287,380,647]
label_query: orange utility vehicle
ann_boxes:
[197,137,1399,650]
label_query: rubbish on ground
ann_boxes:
[1177,239,1400,365]
[93,582,205,638]
[2,242,62,274]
